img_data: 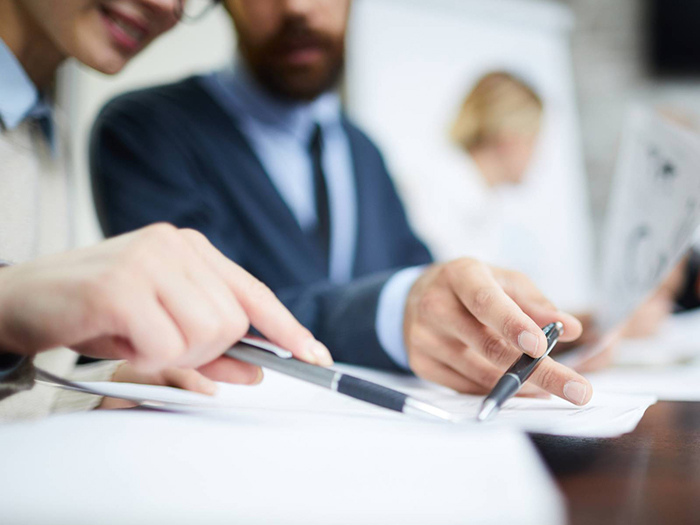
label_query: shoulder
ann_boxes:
[95,75,214,127]
[341,115,383,156]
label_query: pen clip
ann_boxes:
[239,336,293,359]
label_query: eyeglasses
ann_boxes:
[175,0,218,22]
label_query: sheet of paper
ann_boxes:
[597,109,700,334]
[612,309,700,367]
[586,310,700,401]
[0,403,565,525]
[588,363,700,402]
[79,363,656,438]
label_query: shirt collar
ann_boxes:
[0,37,55,147]
[215,55,343,143]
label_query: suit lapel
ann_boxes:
[197,86,329,280]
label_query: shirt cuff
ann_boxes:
[375,266,426,370]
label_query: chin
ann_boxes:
[81,49,130,75]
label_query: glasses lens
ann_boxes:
[181,0,215,20]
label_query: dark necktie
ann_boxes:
[309,124,331,272]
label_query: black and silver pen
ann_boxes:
[227,337,456,422]
[477,322,564,422]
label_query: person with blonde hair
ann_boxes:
[451,71,544,187]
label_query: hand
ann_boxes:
[0,224,332,383]
[98,362,241,410]
[403,259,592,405]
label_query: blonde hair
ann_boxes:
[451,72,544,152]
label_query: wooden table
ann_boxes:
[532,402,700,525]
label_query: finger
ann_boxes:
[117,293,186,373]
[424,295,527,371]
[181,264,251,368]
[181,230,333,366]
[497,271,583,342]
[427,336,507,391]
[528,357,592,405]
[517,384,552,399]
[446,260,548,358]
[197,356,263,385]
[160,368,218,395]
[155,272,226,369]
[413,356,490,395]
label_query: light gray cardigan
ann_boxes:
[0,113,120,421]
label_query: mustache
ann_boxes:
[263,19,337,53]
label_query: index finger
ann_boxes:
[528,356,593,406]
[446,260,548,358]
[497,270,583,343]
[181,230,334,366]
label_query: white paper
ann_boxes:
[597,109,700,334]
[79,363,656,438]
[0,401,565,525]
[586,310,700,401]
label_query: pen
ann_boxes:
[227,337,456,423]
[477,322,564,422]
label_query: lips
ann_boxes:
[100,4,150,53]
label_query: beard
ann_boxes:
[236,17,345,102]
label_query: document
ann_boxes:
[0,394,565,525]
[586,310,700,401]
[76,363,656,438]
[596,109,700,334]
[560,109,700,366]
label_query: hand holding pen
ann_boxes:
[402,260,593,406]
[478,322,564,421]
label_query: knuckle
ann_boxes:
[144,222,179,243]
[446,257,480,281]
[244,279,274,304]
[192,317,223,346]
[417,290,442,319]
[470,286,494,317]
[480,334,513,364]
[405,325,427,354]
[501,314,523,340]
[536,365,560,392]
[180,228,210,247]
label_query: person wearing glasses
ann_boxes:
[91,0,596,406]
[0,0,331,420]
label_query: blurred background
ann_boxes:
[57,0,700,309]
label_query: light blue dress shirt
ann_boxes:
[201,60,422,369]
[0,37,54,145]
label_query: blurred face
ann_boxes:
[224,0,351,101]
[18,0,181,74]
[496,133,539,185]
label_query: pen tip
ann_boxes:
[477,399,499,422]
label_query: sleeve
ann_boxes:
[51,360,125,413]
[0,261,36,401]
[0,353,35,402]
[91,100,425,371]
[676,248,700,311]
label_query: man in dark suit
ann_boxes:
[91,0,593,406]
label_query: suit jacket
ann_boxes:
[91,76,433,370]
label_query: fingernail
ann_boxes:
[198,377,218,396]
[252,368,264,385]
[311,341,334,367]
[563,381,588,405]
[518,331,540,356]
[300,339,320,364]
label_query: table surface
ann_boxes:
[532,401,700,525]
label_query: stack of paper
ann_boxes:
[76,363,656,438]
[0,398,565,525]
